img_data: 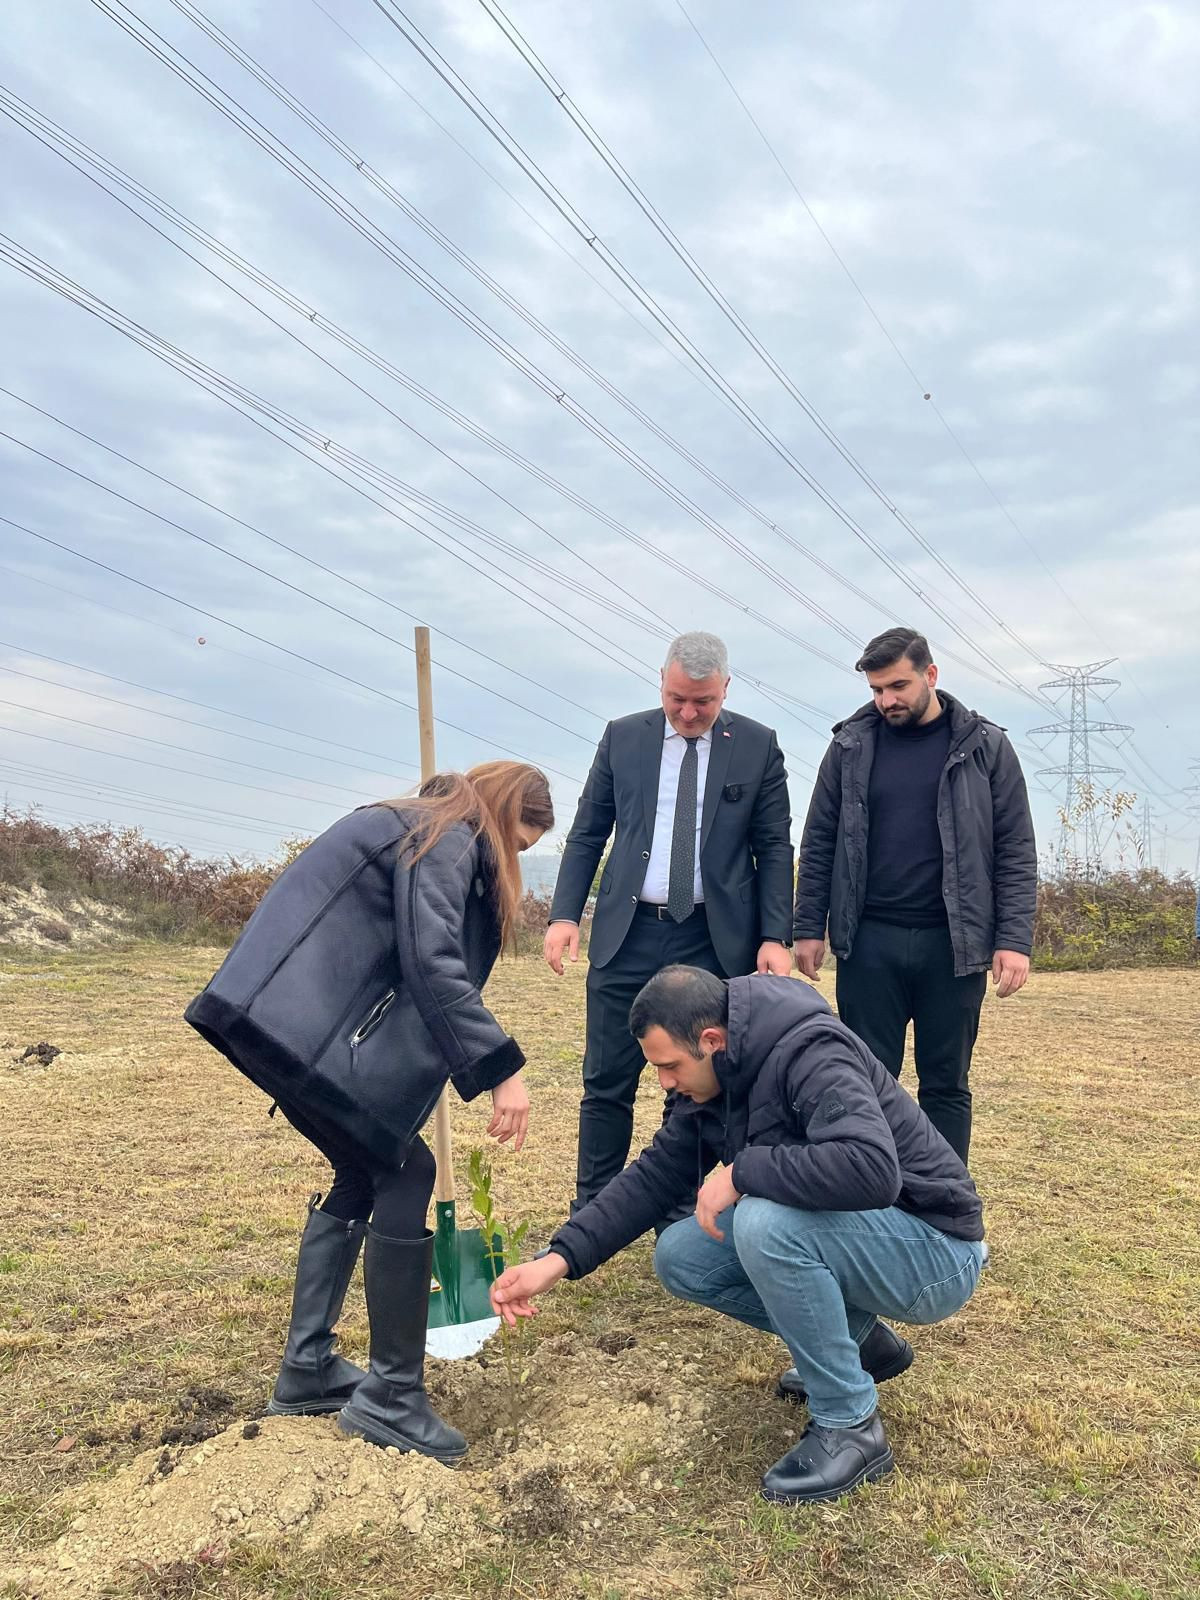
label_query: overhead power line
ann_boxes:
[0,792,263,858]
[0,706,377,809]
[0,511,585,784]
[0,641,420,776]
[469,0,1062,669]
[0,728,335,826]
[350,0,1054,705]
[304,0,734,419]
[0,79,858,720]
[1,76,856,680]
[79,5,1053,711]
[14,12,1177,832]
[0,689,394,802]
[0,755,320,837]
[669,3,1100,629]
[1,428,599,747]
[670,0,1174,727]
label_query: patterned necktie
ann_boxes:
[667,736,700,923]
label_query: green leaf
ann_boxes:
[468,1148,492,1195]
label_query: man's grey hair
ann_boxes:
[664,631,729,681]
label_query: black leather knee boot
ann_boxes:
[267,1197,367,1416]
[337,1228,467,1464]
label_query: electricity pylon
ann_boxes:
[1030,661,1131,870]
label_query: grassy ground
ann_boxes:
[1,945,1198,1599]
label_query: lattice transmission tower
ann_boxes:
[1030,661,1131,869]
[1140,796,1154,871]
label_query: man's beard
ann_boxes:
[881,683,932,728]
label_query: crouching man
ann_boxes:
[490,965,986,1504]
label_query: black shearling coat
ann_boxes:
[185,806,524,1169]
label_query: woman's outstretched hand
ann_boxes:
[487,1071,530,1151]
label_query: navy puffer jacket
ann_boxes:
[185,805,524,1168]
[549,975,983,1279]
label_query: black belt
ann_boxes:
[634,901,707,922]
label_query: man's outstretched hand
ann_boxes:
[490,1252,569,1326]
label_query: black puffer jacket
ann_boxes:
[185,806,524,1168]
[793,693,1037,976]
[549,976,983,1279]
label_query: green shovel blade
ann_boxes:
[428,1200,503,1330]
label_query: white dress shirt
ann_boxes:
[640,725,711,904]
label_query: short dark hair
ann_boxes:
[629,965,728,1054]
[855,627,932,675]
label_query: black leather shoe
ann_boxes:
[776,1321,913,1404]
[760,1413,894,1504]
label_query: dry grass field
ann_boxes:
[1,945,1198,1600]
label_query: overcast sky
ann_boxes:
[2,0,1198,873]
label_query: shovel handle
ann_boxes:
[432,1086,455,1204]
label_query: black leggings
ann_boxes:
[321,1138,435,1238]
[276,1097,436,1239]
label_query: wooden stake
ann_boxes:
[415,626,436,785]
[415,626,457,1208]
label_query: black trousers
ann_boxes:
[835,918,987,1164]
[575,906,726,1211]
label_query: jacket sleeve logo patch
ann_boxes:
[821,1094,847,1124]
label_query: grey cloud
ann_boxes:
[0,0,1196,868]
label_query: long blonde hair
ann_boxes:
[386,762,553,946]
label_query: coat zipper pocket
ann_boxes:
[350,989,396,1048]
[952,750,971,811]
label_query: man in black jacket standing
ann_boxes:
[793,628,1037,1163]
[545,632,794,1211]
[490,966,986,1504]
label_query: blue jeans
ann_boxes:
[654,1198,985,1428]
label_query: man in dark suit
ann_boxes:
[546,631,794,1212]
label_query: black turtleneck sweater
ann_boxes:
[863,706,952,927]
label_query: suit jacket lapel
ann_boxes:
[701,710,734,852]
[641,709,666,842]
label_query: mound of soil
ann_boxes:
[2,1329,724,1596]
[2,1416,476,1597]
